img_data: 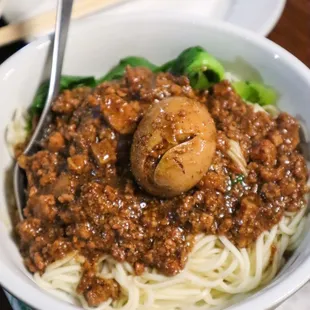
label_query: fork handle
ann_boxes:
[24,0,73,155]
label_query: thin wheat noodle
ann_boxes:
[9,94,305,310]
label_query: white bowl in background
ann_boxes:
[2,0,286,38]
[0,12,309,310]
[0,0,7,17]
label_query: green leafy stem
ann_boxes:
[27,46,277,131]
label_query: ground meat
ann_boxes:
[52,173,77,202]
[77,270,120,307]
[268,129,284,147]
[52,87,91,114]
[16,68,308,306]
[91,139,117,166]
[251,139,277,166]
[277,113,300,151]
[67,154,90,174]
[47,132,65,152]
[17,218,42,244]
[25,194,57,221]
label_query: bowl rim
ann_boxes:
[254,0,287,36]
[0,11,310,310]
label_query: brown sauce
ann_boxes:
[16,67,308,306]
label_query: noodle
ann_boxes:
[33,204,306,310]
[8,73,307,310]
[5,107,28,157]
[227,139,248,176]
[31,127,307,308]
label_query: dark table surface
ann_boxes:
[0,0,309,309]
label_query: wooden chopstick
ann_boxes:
[0,0,132,47]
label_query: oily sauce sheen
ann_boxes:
[16,67,308,306]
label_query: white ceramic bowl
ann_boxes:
[0,13,310,310]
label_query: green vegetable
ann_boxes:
[97,47,225,89]
[58,75,97,89]
[231,174,245,187]
[26,48,278,133]
[155,60,176,73]
[232,81,277,106]
[97,56,158,83]
[27,81,49,130]
[170,46,225,90]
[27,75,96,131]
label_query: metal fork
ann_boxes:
[13,0,73,220]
